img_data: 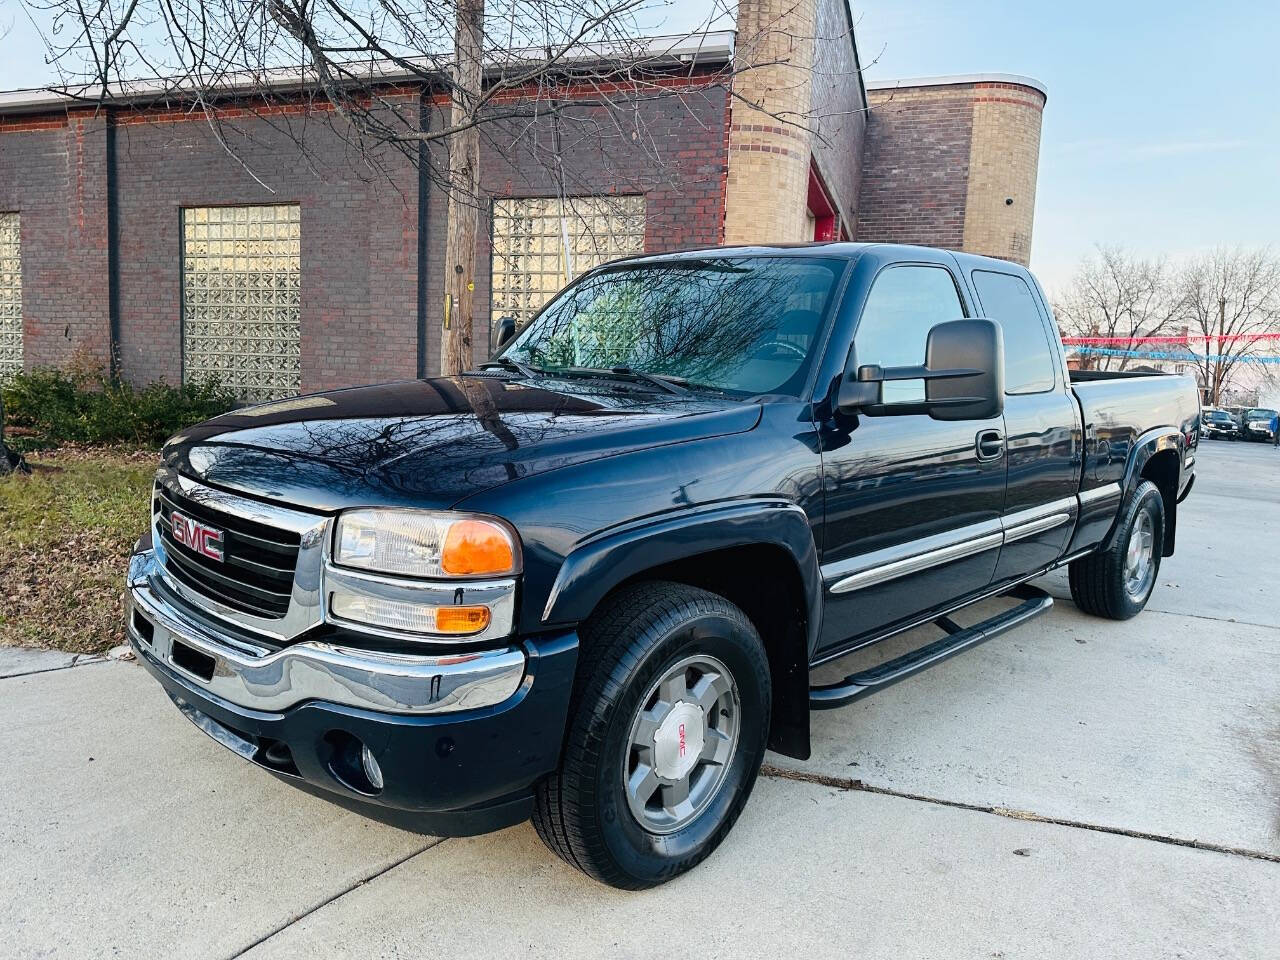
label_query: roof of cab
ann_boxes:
[611,241,1033,276]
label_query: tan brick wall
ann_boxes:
[723,0,817,244]
[858,78,1045,265]
[961,83,1045,265]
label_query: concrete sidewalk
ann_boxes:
[242,778,1277,960]
[2,655,1275,959]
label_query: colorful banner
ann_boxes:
[1062,332,1280,345]
[1069,345,1280,365]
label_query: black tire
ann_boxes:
[532,581,770,889]
[1068,480,1165,620]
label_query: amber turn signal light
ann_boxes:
[434,605,492,634]
[441,519,516,576]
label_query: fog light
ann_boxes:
[361,744,384,791]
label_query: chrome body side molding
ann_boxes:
[827,526,1003,595]
[824,492,1096,595]
[1001,495,1075,544]
[1078,482,1121,506]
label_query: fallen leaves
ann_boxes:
[0,448,156,654]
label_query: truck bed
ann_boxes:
[1069,370,1200,493]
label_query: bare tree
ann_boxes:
[1053,245,1184,371]
[1178,247,1280,406]
[22,0,868,377]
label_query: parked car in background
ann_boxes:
[1241,408,1278,442]
[1201,409,1240,440]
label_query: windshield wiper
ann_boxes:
[562,366,689,395]
[479,357,543,379]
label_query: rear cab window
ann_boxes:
[970,270,1058,394]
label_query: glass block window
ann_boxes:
[182,205,301,402]
[0,212,21,381]
[491,196,645,330]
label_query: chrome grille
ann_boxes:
[153,482,300,619]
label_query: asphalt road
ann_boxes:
[2,439,1277,959]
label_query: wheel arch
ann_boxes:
[1120,429,1182,557]
[540,500,821,760]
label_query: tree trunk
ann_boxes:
[440,0,485,377]
[0,395,29,475]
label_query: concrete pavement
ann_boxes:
[2,440,1277,959]
[0,647,102,679]
[244,778,1277,960]
[0,661,433,960]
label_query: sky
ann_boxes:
[840,0,1280,293]
[1,0,1277,295]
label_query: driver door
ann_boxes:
[815,257,1007,653]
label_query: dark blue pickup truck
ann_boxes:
[126,243,1198,888]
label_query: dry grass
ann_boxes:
[0,447,158,654]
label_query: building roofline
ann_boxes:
[839,0,870,112]
[0,31,736,116]
[866,73,1047,101]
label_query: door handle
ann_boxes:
[976,429,1005,461]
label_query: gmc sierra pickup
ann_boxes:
[126,243,1198,888]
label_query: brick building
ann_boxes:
[0,1,1046,401]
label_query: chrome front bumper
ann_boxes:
[126,549,527,716]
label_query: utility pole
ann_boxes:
[440,0,485,378]
[1213,295,1226,405]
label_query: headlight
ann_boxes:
[327,509,520,640]
[334,509,519,578]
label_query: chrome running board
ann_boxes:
[809,586,1054,710]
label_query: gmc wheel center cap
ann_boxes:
[652,701,705,781]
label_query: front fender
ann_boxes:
[540,498,823,657]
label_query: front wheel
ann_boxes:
[532,582,770,889]
[1068,480,1165,620]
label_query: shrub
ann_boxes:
[1,365,237,450]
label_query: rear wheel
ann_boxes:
[532,581,770,889]
[1069,480,1164,620]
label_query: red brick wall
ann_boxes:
[855,84,976,249]
[0,111,113,372]
[109,99,421,391]
[1,82,728,389]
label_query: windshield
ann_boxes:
[499,256,843,396]
[1246,409,1277,420]
[1207,412,1232,422]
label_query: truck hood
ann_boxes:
[161,377,761,512]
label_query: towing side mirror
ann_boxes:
[837,318,1004,421]
[493,315,517,353]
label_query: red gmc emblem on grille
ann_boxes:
[171,510,225,562]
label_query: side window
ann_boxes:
[971,270,1057,394]
[854,264,965,403]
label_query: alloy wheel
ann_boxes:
[1124,510,1156,599]
[622,654,740,835]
